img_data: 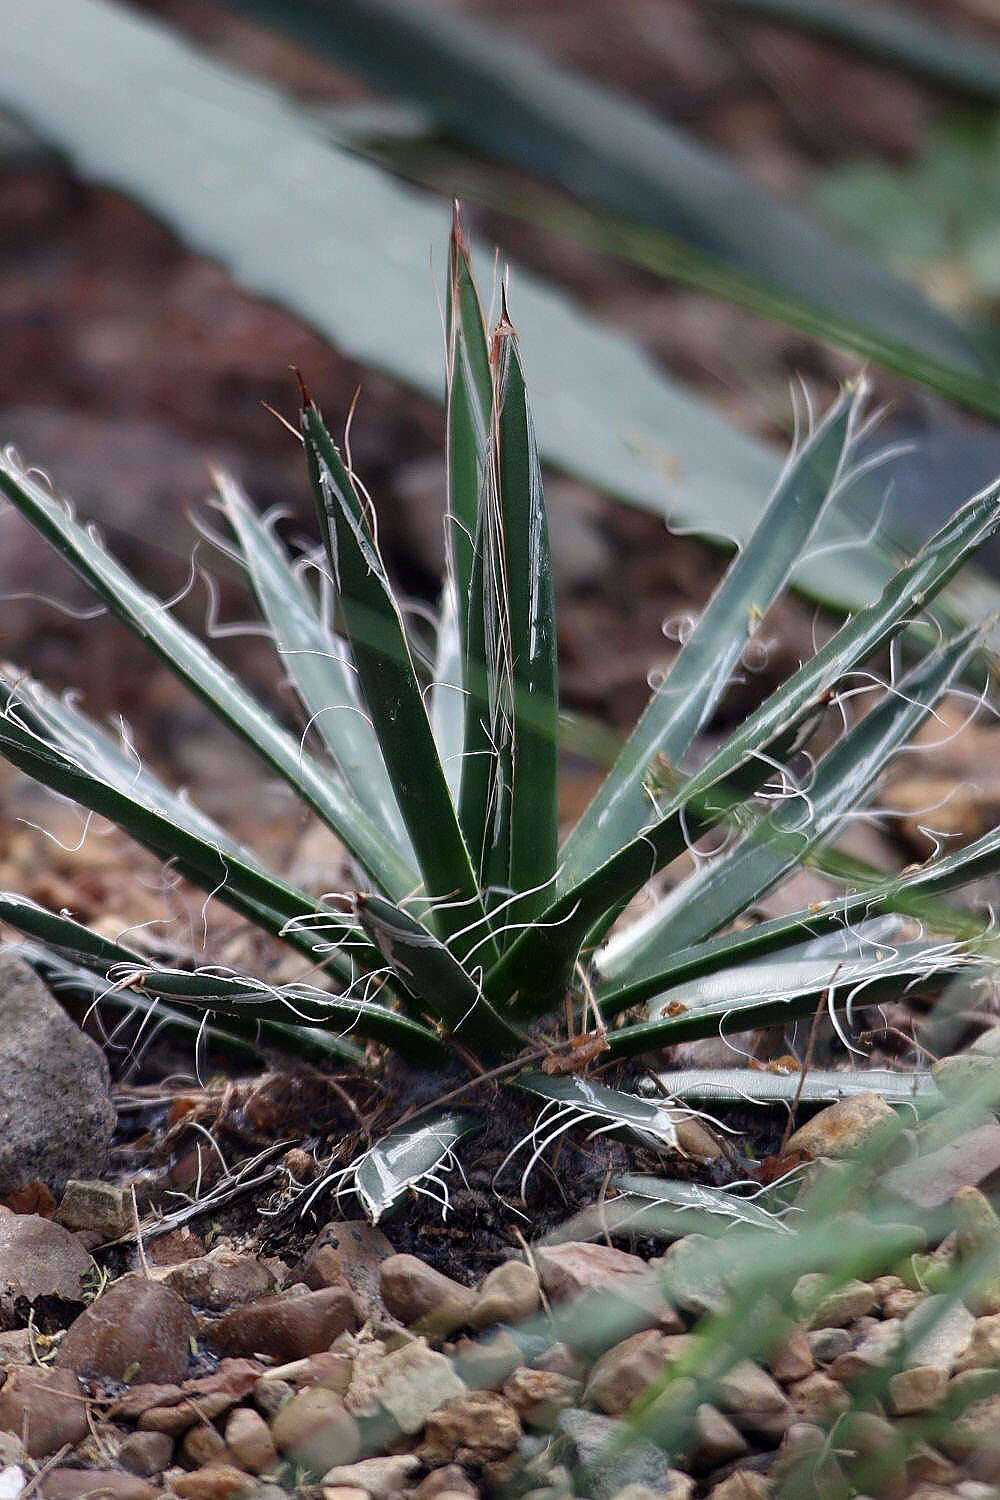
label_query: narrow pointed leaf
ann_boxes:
[653,1066,942,1109]
[489,482,1000,1013]
[11,0,998,631]
[19,939,365,1065]
[514,1071,681,1149]
[464,315,558,911]
[0,450,415,901]
[219,0,993,400]
[429,578,467,805]
[445,213,492,657]
[561,384,860,886]
[0,687,365,971]
[605,943,977,1058]
[216,471,413,861]
[301,402,492,961]
[615,1175,794,1233]
[355,892,524,1055]
[353,1110,482,1222]
[0,894,439,1060]
[720,0,1000,106]
[601,625,984,976]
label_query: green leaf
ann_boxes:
[605,942,978,1059]
[3,0,992,624]
[0,676,366,972]
[216,470,414,863]
[0,449,415,903]
[0,893,443,1062]
[219,0,992,400]
[560,384,860,888]
[445,212,492,666]
[601,625,985,977]
[652,1066,942,1108]
[514,1070,687,1150]
[352,1110,482,1221]
[488,482,1000,1014]
[18,939,364,1066]
[463,311,559,914]
[355,891,523,1055]
[301,401,492,962]
[613,1175,794,1234]
[718,0,1000,107]
[430,215,493,803]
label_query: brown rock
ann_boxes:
[787,1371,850,1422]
[939,1372,1000,1470]
[418,1390,521,1466]
[785,1093,899,1160]
[0,1330,33,1368]
[38,1471,154,1500]
[768,1326,814,1383]
[223,1407,277,1475]
[209,1287,356,1360]
[501,1366,580,1426]
[269,1386,360,1472]
[108,1385,185,1423]
[57,1275,196,1383]
[169,1465,257,1500]
[411,1465,477,1500]
[153,1250,275,1312]
[469,1260,540,1330]
[0,1213,94,1302]
[0,1366,88,1458]
[690,1404,749,1471]
[183,1361,263,1408]
[299,1221,395,1322]
[716,1362,791,1416]
[180,1423,227,1468]
[887,1364,948,1415]
[118,1429,174,1476]
[532,1242,647,1303]
[705,1473,770,1500]
[585,1330,692,1416]
[829,1320,903,1383]
[378,1255,475,1337]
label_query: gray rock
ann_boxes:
[556,1409,675,1500]
[0,951,115,1195]
[659,1236,729,1318]
[792,1274,876,1328]
[371,1341,467,1435]
[903,1295,975,1374]
[0,1213,93,1302]
[56,1180,131,1241]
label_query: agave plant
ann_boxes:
[0,214,998,1222]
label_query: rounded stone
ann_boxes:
[209,1287,357,1361]
[269,1387,360,1474]
[0,951,115,1196]
[56,1274,197,1383]
[469,1261,541,1330]
[0,1367,88,1458]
